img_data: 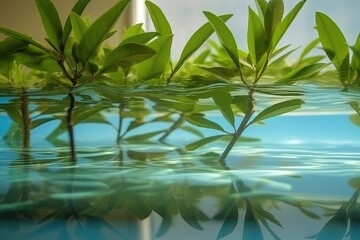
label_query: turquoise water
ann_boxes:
[0,84,360,239]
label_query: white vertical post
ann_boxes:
[132,0,147,27]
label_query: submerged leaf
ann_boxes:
[35,0,63,50]
[216,201,239,239]
[243,202,264,240]
[316,205,348,240]
[212,91,235,128]
[249,99,304,125]
[77,0,131,63]
[185,113,226,132]
[185,134,230,151]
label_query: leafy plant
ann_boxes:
[316,12,360,90]
[0,0,155,86]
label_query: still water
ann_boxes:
[0,83,359,240]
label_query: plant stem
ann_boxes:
[219,88,255,163]
[159,113,185,141]
[67,92,76,162]
[116,103,124,144]
[20,91,31,148]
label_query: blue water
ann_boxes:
[0,84,359,240]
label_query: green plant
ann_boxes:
[0,0,156,87]
[316,12,360,90]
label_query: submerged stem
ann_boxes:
[219,88,255,163]
[67,92,76,162]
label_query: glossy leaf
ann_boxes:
[0,38,28,58]
[299,38,320,60]
[185,113,226,132]
[270,0,306,51]
[121,23,144,41]
[243,202,264,240]
[248,7,267,66]
[77,0,131,64]
[264,0,284,40]
[125,130,165,141]
[212,91,235,128]
[185,134,229,151]
[35,0,63,50]
[316,12,350,85]
[0,27,48,52]
[136,34,173,80]
[351,33,360,77]
[316,205,348,240]
[100,43,156,74]
[178,202,204,230]
[69,12,88,42]
[145,1,172,35]
[120,32,159,45]
[216,201,239,239]
[197,66,238,79]
[172,14,233,77]
[249,99,304,125]
[204,11,240,70]
[276,63,327,83]
[255,0,267,20]
[62,0,91,45]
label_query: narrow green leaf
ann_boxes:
[172,14,233,76]
[0,38,28,58]
[35,0,63,50]
[351,33,360,77]
[270,0,306,51]
[212,91,235,128]
[248,7,268,66]
[185,113,226,132]
[216,201,239,239]
[299,38,320,60]
[316,12,350,85]
[121,23,144,41]
[62,0,91,45]
[243,202,264,240]
[316,205,348,240]
[69,12,88,42]
[264,0,284,40]
[197,66,238,79]
[125,130,165,141]
[178,202,204,230]
[136,34,173,80]
[99,43,156,74]
[120,32,158,45]
[185,134,229,151]
[78,0,131,64]
[204,11,240,70]
[276,63,327,83]
[0,27,48,52]
[349,115,360,128]
[249,99,304,125]
[145,1,172,35]
[255,0,267,19]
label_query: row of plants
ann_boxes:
[0,0,360,162]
